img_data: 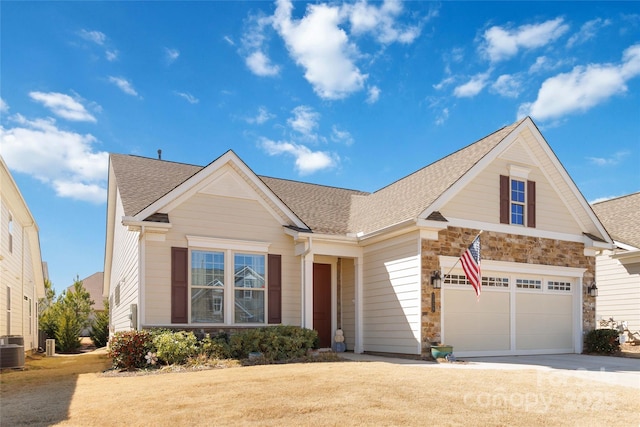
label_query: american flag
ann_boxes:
[461,235,481,298]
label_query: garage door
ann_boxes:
[440,259,581,357]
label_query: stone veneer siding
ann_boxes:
[420,227,595,355]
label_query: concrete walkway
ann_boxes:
[340,352,640,389]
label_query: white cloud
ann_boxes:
[224,36,235,46]
[29,91,96,122]
[273,0,366,99]
[105,50,119,61]
[246,106,275,125]
[0,115,108,203]
[435,107,449,126]
[108,76,140,98]
[260,138,336,174]
[491,74,521,98]
[366,86,380,104]
[174,91,199,104]
[482,18,569,62]
[331,125,354,146]
[165,48,180,64]
[78,29,106,45]
[0,98,8,113]
[518,43,640,120]
[453,72,490,98]
[433,76,455,91]
[78,29,118,61]
[567,18,611,48]
[587,150,629,166]
[287,105,319,137]
[347,0,421,44]
[246,51,281,76]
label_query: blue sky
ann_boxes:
[1,1,639,295]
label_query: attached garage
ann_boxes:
[439,257,584,357]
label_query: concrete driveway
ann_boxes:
[461,354,640,389]
[341,353,640,389]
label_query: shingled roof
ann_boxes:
[110,118,525,235]
[592,192,640,249]
[348,119,524,234]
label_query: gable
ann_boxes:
[131,151,308,230]
[428,121,611,244]
[440,142,582,235]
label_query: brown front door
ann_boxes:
[313,263,332,348]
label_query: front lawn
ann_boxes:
[1,351,638,426]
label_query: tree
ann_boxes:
[38,279,58,340]
[90,299,110,348]
[38,276,95,352]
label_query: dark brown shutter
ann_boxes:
[171,247,188,323]
[499,175,509,224]
[268,254,282,324]
[527,180,536,228]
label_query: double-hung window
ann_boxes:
[191,251,225,323]
[511,179,526,225]
[500,169,536,228]
[190,249,266,324]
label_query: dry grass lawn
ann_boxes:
[1,351,639,426]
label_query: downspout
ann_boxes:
[21,222,33,340]
[300,237,312,328]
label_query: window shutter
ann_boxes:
[171,247,188,323]
[527,180,536,228]
[268,254,282,324]
[499,175,509,224]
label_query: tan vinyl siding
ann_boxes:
[341,259,356,351]
[109,191,140,332]
[144,191,300,326]
[362,233,421,355]
[0,199,39,349]
[596,250,640,333]
[442,153,581,234]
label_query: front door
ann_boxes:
[313,263,331,348]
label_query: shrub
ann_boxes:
[90,300,110,348]
[584,328,620,354]
[55,306,82,352]
[153,330,199,365]
[108,330,154,370]
[200,332,232,359]
[230,326,318,361]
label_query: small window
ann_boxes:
[547,281,571,292]
[115,283,121,306]
[8,213,13,253]
[516,278,541,290]
[482,276,509,288]
[511,179,525,225]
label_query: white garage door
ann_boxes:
[440,259,582,357]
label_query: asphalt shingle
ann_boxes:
[592,192,640,249]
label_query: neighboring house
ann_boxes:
[104,117,612,357]
[0,155,46,352]
[66,272,105,336]
[591,193,640,335]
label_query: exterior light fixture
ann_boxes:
[588,283,598,297]
[431,271,442,289]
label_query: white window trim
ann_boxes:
[508,164,531,179]
[188,245,268,326]
[510,178,526,226]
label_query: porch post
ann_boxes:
[354,256,364,354]
[303,254,314,329]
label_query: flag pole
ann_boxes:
[441,230,483,282]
